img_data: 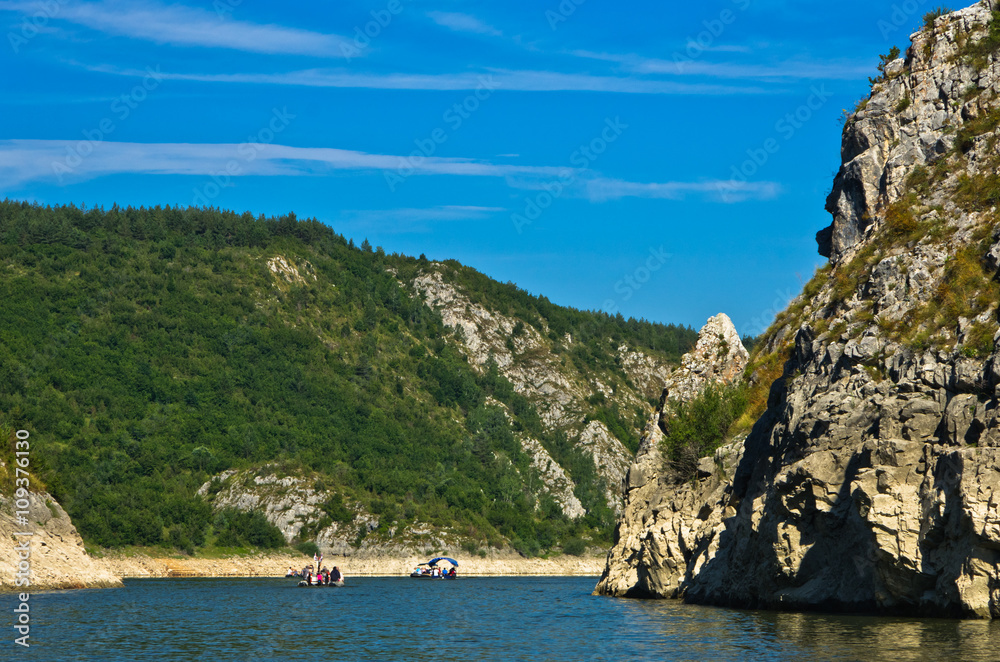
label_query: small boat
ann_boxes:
[295,566,346,587]
[409,557,459,579]
[297,579,344,587]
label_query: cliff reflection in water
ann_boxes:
[620,597,1000,662]
[768,612,1000,662]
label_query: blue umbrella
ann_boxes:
[428,557,459,567]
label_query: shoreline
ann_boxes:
[101,551,606,580]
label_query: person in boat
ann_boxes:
[331,566,344,584]
[448,567,456,578]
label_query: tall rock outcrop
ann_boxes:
[598,1,1000,618]
[0,489,122,591]
[659,313,749,404]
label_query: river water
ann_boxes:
[5,576,1000,661]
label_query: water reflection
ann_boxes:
[621,598,1000,662]
[765,610,1000,662]
[4,577,1000,661]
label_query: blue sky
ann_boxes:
[0,0,935,335]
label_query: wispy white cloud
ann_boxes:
[0,0,352,57]
[427,11,502,37]
[81,63,770,95]
[570,50,870,80]
[585,178,781,203]
[338,205,505,233]
[0,141,779,206]
[0,139,567,187]
[684,43,752,54]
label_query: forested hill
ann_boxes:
[0,200,696,557]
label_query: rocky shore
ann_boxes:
[104,550,604,579]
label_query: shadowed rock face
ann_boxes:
[598,1,1000,618]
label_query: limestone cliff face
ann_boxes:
[197,466,464,557]
[0,489,121,591]
[598,1,1000,618]
[413,268,671,510]
[820,1,1000,263]
[660,313,749,404]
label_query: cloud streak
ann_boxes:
[569,50,871,81]
[338,205,505,233]
[427,11,502,37]
[0,139,567,188]
[80,63,770,95]
[0,141,780,206]
[585,178,781,203]
[0,0,352,57]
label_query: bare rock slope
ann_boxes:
[0,489,121,591]
[597,1,1000,618]
[413,268,672,510]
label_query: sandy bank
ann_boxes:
[104,550,605,579]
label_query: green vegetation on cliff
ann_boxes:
[660,382,749,479]
[0,200,696,555]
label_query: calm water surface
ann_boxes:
[5,577,1000,661]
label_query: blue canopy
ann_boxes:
[428,557,458,567]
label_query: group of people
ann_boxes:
[295,565,345,586]
[412,566,457,578]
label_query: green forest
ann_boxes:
[0,200,697,556]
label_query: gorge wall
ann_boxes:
[597,0,1000,618]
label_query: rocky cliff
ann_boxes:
[597,0,1000,618]
[196,313,729,558]
[658,313,749,405]
[0,487,121,591]
[413,267,670,510]
[197,466,470,556]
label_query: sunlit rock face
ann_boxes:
[0,489,122,590]
[598,2,1000,618]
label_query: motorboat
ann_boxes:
[409,557,458,579]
